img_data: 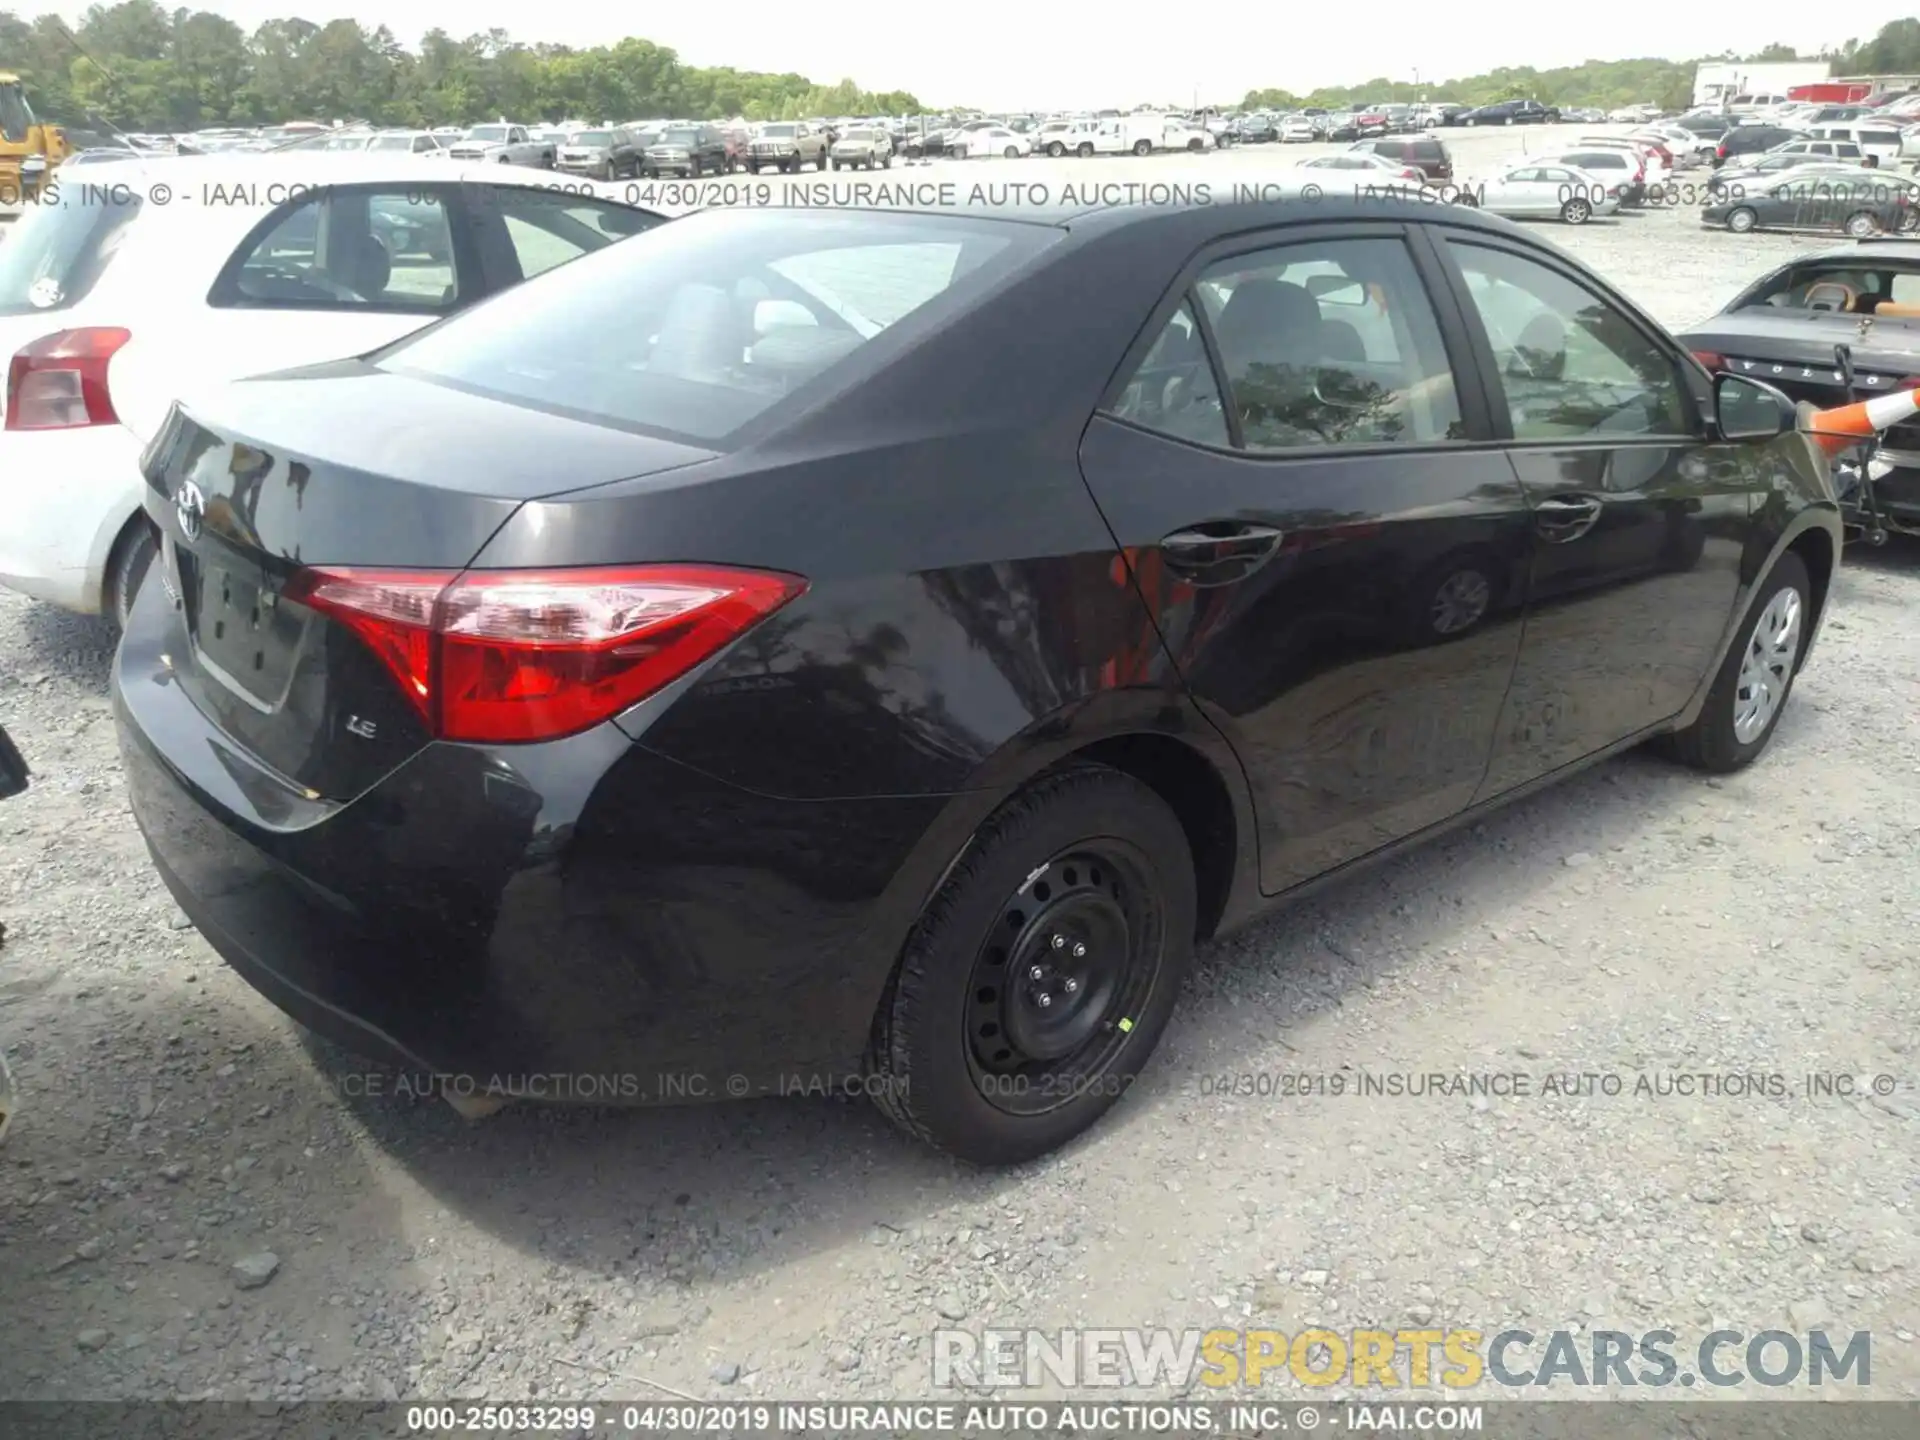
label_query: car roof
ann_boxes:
[52,151,600,196]
[1797,241,1920,266]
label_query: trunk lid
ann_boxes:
[138,361,718,800]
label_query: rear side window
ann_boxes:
[0,188,141,316]
[483,188,659,281]
[381,210,1053,444]
[1109,299,1228,446]
[216,186,463,311]
[1184,235,1464,450]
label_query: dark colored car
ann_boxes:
[1701,172,1918,237]
[1350,136,1453,183]
[1354,109,1391,138]
[0,723,25,801]
[1712,125,1802,167]
[643,124,730,177]
[114,197,1841,1165]
[1458,99,1559,126]
[1235,115,1277,143]
[1682,242,1920,537]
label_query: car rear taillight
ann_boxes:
[4,328,130,431]
[285,564,808,744]
[1690,350,1727,372]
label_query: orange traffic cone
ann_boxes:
[1803,387,1920,456]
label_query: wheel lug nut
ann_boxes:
[1036,993,1053,1007]
[1029,965,1045,981]
[1071,942,1086,958]
[1051,934,1066,950]
[1064,977,1080,994]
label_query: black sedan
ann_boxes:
[115,197,1840,1164]
[1701,172,1919,237]
[1682,242,1920,536]
[1458,99,1559,126]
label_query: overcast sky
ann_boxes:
[45,2,1920,110]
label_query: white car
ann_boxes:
[950,125,1032,159]
[1472,162,1623,223]
[1161,119,1216,152]
[0,154,663,623]
[1289,151,1428,185]
[1277,115,1318,143]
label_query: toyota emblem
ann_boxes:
[175,481,205,543]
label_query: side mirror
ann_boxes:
[0,724,28,801]
[1715,372,1795,440]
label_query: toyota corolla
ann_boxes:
[115,198,1841,1164]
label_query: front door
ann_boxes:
[1076,224,1532,894]
[1432,235,1753,796]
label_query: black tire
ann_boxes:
[105,515,159,630]
[882,153,891,169]
[866,764,1196,1165]
[1561,197,1592,224]
[1048,141,1066,157]
[1004,145,1019,159]
[1660,552,1810,773]
[1076,142,1094,158]
[1132,139,1152,156]
[1726,206,1758,233]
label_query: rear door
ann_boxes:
[1075,221,1531,894]
[1430,232,1754,796]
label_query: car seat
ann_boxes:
[331,232,392,301]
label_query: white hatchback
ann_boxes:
[0,153,662,622]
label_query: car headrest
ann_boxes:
[334,231,391,300]
[1214,279,1324,368]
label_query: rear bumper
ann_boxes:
[0,423,144,614]
[112,580,950,1094]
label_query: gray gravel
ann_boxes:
[1,176,1917,1404]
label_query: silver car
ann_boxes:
[1473,163,1623,224]
[829,127,893,170]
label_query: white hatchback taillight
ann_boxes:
[5,327,130,431]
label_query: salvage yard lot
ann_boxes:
[0,165,1917,1403]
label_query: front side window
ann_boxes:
[1448,242,1690,440]
[1187,236,1464,450]
[218,187,462,311]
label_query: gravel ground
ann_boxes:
[0,178,1917,1407]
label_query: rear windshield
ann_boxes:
[662,129,700,145]
[380,210,1054,444]
[0,188,141,317]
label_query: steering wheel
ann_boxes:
[1803,280,1856,313]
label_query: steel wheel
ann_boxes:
[963,839,1164,1118]
[1845,211,1879,238]
[1430,567,1492,634]
[1727,207,1757,233]
[1732,587,1801,744]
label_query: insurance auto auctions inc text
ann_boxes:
[933,1326,1871,1390]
